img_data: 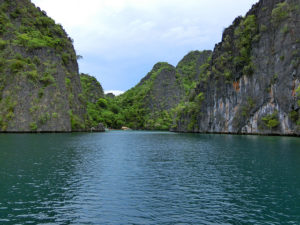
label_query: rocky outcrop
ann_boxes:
[0,0,86,132]
[172,0,300,136]
[117,62,180,129]
[80,73,104,103]
[91,123,105,132]
[105,93,115,98]
[144,62,184,112]
[176,50,212,89]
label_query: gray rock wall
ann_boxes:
[173,0,300,136]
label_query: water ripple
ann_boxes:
[0,132,300,224]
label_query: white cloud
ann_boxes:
[104,90,124,96]
[32,0,259,91]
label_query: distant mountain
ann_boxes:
[116,51,211,130]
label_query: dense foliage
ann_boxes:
[0,0,84,131]
[176,51,212,93]
[80,74,125,129]
[115,63,174,130]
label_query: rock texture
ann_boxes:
[117,62,180,129]
[0,0,86,132]
[91,123,105,132]
[143,62,184,112]
[172,0,300,136]
[105,93,115,98]
[176,50,212,91]
[117,51,212,130]
[80,73,104,104]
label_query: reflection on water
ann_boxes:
[0,132,300,224]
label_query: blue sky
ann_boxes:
[32,0,259,94]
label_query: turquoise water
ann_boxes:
[0,131,300,224]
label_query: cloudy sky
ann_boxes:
[32,0,258,94]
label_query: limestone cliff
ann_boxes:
[80,73,107,129]
[80,73,104,104]
[172,0,300,135]
[176,50,212,95]
[0,0,86,132]
[117,51,212,130]
[117,63,178,129]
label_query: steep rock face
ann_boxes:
[0,0,85,132]
[80,73,107,129]
[80,73,104,104]
[176,50,212,94]
[117,52,212,130]
[118,62,180,129]
[145,62,184,112]
[173,0,300,135]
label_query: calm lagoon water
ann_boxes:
[0,131,300,224]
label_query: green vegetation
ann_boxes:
[171,92,205,131]
[271,73,279,85]
[261,111,280,129]
[52,112,58,119]
[0,38,7,49]
[241,98,255,117]
[97,98,108,108]
[281,24,289,35]
[69,110,85,130]
[9,59,26,73]
[144,110,172,130]
[271,2,289,25]
[176,51,212,92]
[1,0,298,134]
[29,122,37,131]
[297,85,300,107]
[233,14,258,76]
[40,72,55,86]
[112,63,175,130]
[80,63,183,131]
[271,2,300,25]
[202,14,259,85]
[289,110,298,123]
[85,97,125,129]
[78,3,299,134]
[80,73,104,103]
[9,4,74,54]
[27,70,39,82]
[62,53,71,65]
[80,74,127,129]
[231,97,256,129]
[293,85,300,128]
[260,24,267,32]
[38,88,44,98]
[0,0,85,132]
[38,113,50,125]
[79,74,120,129]
[0,95,17,131]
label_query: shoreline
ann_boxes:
[172,130,300,137]
[0,129,299,137]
